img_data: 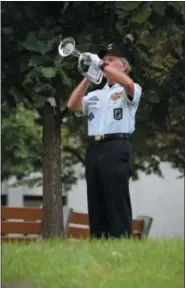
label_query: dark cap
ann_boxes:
[98,42,134,65]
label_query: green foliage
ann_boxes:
[147,90,161,104]
[115,1,185,177]
[120,2,142,11]
[131,3,152,24]
[2,102,81,191]
[1,104,42,180]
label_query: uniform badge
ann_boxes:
[113,108,123,120]
[88,112,94,121]
[111,92,125,100]
[89,96,99,101]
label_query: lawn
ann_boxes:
[2,238,184,288]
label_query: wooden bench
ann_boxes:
[68,211,145,239]
[136,215,153,237]
[1,206,146,242]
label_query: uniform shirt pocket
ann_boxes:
[107,97,126,122]
[108,98,122,108]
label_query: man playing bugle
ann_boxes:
[67,42,142,239]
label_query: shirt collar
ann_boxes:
[103,83,121,90]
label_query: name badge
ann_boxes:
[88,101,100,108]
[112,93,121,99]
[111,91,125,100]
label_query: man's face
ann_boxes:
[102,53,128,79]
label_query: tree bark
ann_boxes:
[42,96,64,238]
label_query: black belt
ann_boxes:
[89,133,130,142]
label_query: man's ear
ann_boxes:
[122,61,128,72]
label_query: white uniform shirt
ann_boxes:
[75,82,142,136]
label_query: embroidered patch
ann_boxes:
[108,43,113,50]
[111,92,125,100]
[89,96,99,101]
[112,93,121,99]
[113,108,123,120]
[88,112,94,121]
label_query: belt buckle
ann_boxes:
[95,135,104,141]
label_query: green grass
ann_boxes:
[2,238,184,288]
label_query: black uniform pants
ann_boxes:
[85,138,132,239]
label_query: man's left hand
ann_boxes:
[86,53,102,69]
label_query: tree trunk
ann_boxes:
[42,96,64,238]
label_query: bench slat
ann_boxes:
[68,227,90,239]
[2,207,42,220]
[71,212,89,225]
[132,220,144,232]
[2,222,42,234]
[71,213,144,231]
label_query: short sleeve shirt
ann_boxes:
[75,82,142,136]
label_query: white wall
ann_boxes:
[68,162,184,239]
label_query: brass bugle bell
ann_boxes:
[58,37,80,58]
[58,37,103,85]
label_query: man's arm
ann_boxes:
[88,54,134,96]
[67,77,90,112]
[102,65,134,97]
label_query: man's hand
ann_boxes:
[85,53,102,68]
[82,53,92,66]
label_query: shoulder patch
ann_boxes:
[88,112,95,121]
[89,96,99,101]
